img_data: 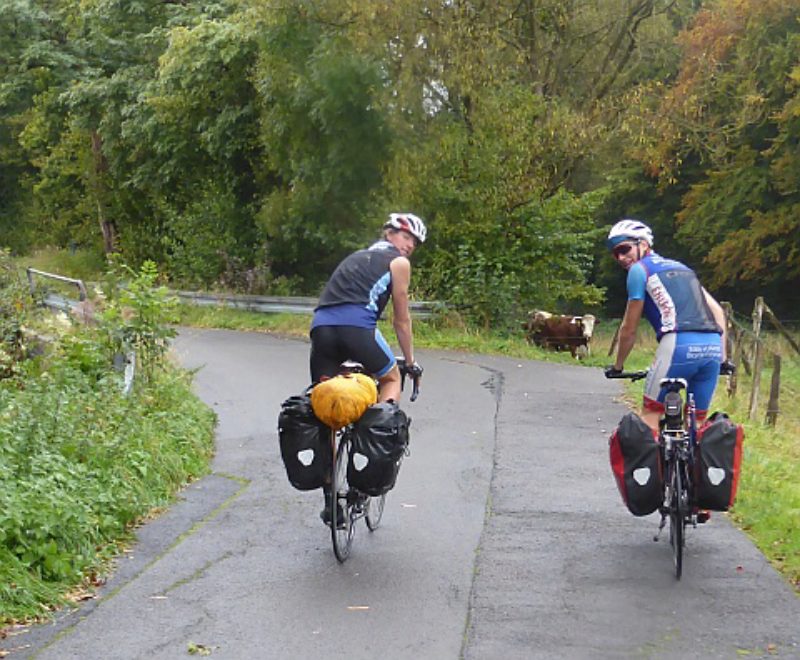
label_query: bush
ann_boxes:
[0,260,216,624]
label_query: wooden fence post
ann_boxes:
[738,329,752,377]
[765,354,781,426]
[748,297,765,421]
[721,302,737,397]
[608,322,620,357]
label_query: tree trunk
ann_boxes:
[91,131,118,254]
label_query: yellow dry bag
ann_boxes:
[310,373,378,429]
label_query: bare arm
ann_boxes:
[703,288,728,361]
[390,256,414,364]
[614,298,644,370]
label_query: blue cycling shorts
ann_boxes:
[643,332,722,415]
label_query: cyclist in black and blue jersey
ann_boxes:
[604,219,730,433]
[310,213,426,403]
[311,213,426,527]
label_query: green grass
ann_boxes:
[175,302,800,591]
[0,364,216,624]
[17,246,107,283]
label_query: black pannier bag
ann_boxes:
[694,412,744,511]
[609,412,663,516]
[278,392,331,491]
[347,402,410,497]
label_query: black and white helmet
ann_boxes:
[384,213,427,244]
[606,219,654,249]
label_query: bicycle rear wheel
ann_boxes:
[365,494,386,531]
[331,432,355,562]
[669,464,685,580]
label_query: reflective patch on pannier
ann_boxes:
[352,452,369,471]
[633,467,652,486]
[347,402,410,497]
[278,392,331,491]
[694,412,744,511]
[609,412,663,516]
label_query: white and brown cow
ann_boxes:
[523,310,597,359]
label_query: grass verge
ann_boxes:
[0,364,215,624]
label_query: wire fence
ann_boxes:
[722,297,799,426]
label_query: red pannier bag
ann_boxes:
[609,412,663,516]
[694,412,744,511]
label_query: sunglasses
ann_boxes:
[612,242,636,258]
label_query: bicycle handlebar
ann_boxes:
[604,360,735,381]
[604,368,648,382]
[396,358,422,402]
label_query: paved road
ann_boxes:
[5,329,799,659]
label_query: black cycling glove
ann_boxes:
[406,362,424,378]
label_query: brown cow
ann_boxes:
[524,311,597,359]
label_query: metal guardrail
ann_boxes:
[173,290,443,319]
[24,269,443,320]
[27,267,88,302]
[25,267,136,394]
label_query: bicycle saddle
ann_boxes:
[659,377,688,393]
[339,360,366,374]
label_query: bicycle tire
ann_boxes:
[670,463,685,580]
[331,432,355,562]
[365,494,386,531]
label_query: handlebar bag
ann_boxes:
[278,393,332,491]
[348,402,410,497]
[694,412,744,511]
[609,412,663,516]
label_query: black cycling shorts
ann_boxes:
[309,325,395,384]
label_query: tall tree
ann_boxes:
[250,3,393,287]
[626,0,800,312]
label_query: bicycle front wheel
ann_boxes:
[669,463,686,580]
[365,494,386,531]
[331,432,355,562]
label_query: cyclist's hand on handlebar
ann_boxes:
[719,359,736,376]
[406,361,423,379]
[604,365,623,379]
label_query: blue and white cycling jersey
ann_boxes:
[627,252,723,413]
[627,252,720,340]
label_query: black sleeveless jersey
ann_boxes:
[316,241,402,319]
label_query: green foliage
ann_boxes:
[16,246,106,283]
[0,250,34,378]
[381,84,608,328]
[97,260,177,383]
[0,364,215,622]
[624,0,800,314]
[6,0,800,319]
[0,256,214,623]
[253,14,392,286]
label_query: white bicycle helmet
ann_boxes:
[606,219,654,249]
[384,213,427,244]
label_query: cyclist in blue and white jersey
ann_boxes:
[310,213,426,404]
[604,219,729,432]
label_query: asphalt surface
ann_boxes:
[3,328,799,659]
